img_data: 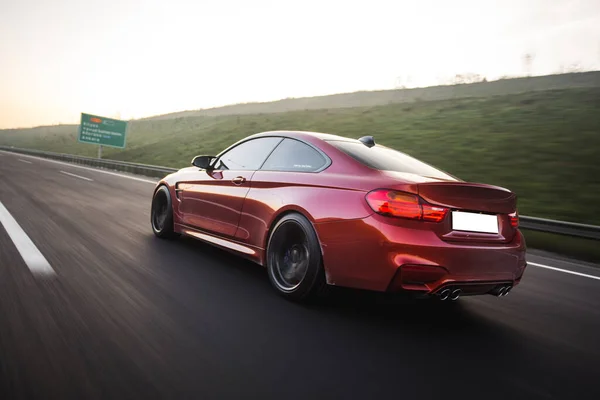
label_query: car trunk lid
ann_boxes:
[417,181,518,244]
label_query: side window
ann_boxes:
[261,139,328,172]
[214,137,282,170]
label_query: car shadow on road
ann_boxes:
[157,234,512,336]
[144,234,584,398]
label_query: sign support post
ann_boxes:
[98,145,103,159]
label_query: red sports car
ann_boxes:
[151,131,527,301]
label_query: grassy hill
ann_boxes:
[1,74,600,227]
[143,71,600,120]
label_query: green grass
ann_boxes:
[522,230,600,264]
[1,81,600,228]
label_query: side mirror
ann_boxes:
[192,155,216,170]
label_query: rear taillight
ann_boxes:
[421,204,449,223]
[509,211,519,228]
[366,190,448,222]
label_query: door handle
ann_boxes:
[232,176,246,185]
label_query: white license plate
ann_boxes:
[451,211,499,234]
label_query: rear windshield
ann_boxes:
[328,140,456,181]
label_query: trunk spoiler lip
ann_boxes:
[377,170,513,194]
[416,181,517,214]
[417,180,514,195]
[378,170,461,184]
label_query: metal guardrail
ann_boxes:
[1,145,599,240]
[519,216,600,240]
[0,146,177,178]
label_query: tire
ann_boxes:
[151,186,179,239]
[266,213,327,301]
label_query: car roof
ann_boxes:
[247,130,358,143]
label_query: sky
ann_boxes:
[1,0,599,129]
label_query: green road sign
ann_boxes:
[78,113,128,148]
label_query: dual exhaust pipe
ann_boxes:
[438,288,461,301]
[492,285,513,297]
[437,284,513,300]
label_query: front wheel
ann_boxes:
[266,213,326,301]
[151,185,179,239]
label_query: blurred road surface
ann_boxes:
[1,151,599,399]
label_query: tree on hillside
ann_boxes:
[394,74,413,89]
[556,62,584,74]
[452,73,485,84]
[394,75,414,103]
[566,62,583,73]
[523,53,534,77]
[394,76,407,89]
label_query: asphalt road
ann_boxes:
[1,150,600,400]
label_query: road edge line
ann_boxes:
[528,261,600,281]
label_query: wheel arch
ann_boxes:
[263,206,316,249]
[151,182,180,239]
[153,179,171,194]
[153,181,178,211]
[262,207,329,280]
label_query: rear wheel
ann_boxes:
[151,186,178,239]
[266,213,326,301]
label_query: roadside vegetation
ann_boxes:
[1,73,599,227]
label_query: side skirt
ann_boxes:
[174,223,265,265]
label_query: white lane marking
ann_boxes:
[60,170,93,181]
[0,151,158,184]
[528,261,600,281]
[18,159,32,164]
[0,201,55,276]
[529,253,600,271]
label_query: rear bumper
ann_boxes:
[315,214,527,294]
